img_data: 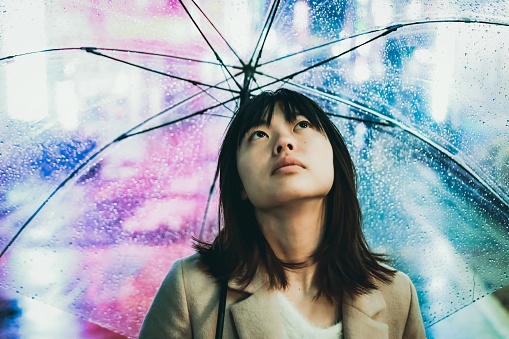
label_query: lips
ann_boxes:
[271,156,305,174]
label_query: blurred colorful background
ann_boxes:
[1,0,509,338]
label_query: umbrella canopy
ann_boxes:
[1,0,509,337]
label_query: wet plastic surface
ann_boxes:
[1,1,508,336]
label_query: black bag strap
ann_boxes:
[215,279,228,339]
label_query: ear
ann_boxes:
[240,188,248,200]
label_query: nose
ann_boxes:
[274,135,295,155]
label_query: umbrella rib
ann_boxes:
[199,165,220,240]
[0,46,240,69]
[85,48,238,93]
[249,0,280,66]
[2,19,506,65]
[251,76,265,94]
[325,112,394,127]
[0,47,85,61]
[424,295,477,328]
[121,77,236,139]
[276,82,509,211]
[260,29,388,67]
[253,25,401,91]
[252,71,395,127]
[381,125,509,212]
[395,17,509,29]
[203,83,236,115]
[92,47,241,68]
[188,0,245,67]
[260,18,509,67]
[121,96,239,139]
[251,0,281,70]
[216,62,243,110]
[177,0,242,90]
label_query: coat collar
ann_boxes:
[227,266,267,294]
[228,267,282,338]
[227,269,389,339]
[343,289,389,338]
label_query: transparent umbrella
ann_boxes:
[1,0,508,337]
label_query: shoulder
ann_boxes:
[163,253,216,295]
[377,271,424,333]
[175,252,204,273]
[375,268,425,337]
[383,270,414,292]
[140,255,217,337]
[374,268,416,306]
[167,252,216,287]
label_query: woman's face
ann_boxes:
[236,102,334,210]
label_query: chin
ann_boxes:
[252,191,329,209]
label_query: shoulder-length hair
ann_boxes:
[194,88,395,303]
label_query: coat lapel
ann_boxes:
[228,270,283,339]
[342,289,389,339]
[227,270,389,339]
[229,287,282,339]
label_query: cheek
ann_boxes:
[236,153,254,189]
[236,158,247,185]
[321,143,335,182]
[236,162,258,201]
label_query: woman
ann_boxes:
[140,89,425,338]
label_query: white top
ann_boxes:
[277,292,343,339]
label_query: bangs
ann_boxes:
[234,89,327,145]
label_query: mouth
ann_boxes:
[272,157,305,174]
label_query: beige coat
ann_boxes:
[139,254,426,339]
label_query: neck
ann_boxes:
[254,197,326,291]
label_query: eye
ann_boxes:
[295,120,312,130]
[248,130,268,141]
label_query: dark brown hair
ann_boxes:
[194,88,395,304]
